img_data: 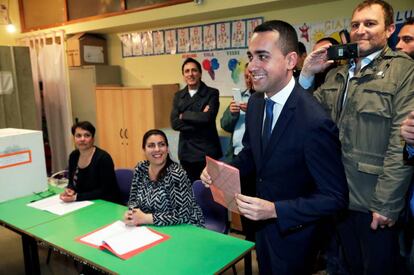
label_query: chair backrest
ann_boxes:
[115,169,134,205]
[192,180,229,234]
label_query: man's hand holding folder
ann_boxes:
[201,157,277,220]
[202,156,241,213]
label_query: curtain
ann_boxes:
[0,46,39,130]
[23,31,73,172]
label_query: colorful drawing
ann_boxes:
[202,58,220,80]
[228,58,243,84]
[299,23,310,42]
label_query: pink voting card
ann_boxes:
[206,156,240,213]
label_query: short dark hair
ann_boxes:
[353,0,394,27]
[315,37,339,46]
[298,42,307,56]
[71,121,95,137]
[253,20,299,55]
[402,17,414,27]
[142,129,173,181]
[181,58,202,74]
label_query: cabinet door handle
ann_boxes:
[119,128,124,139]
[124,129,128,139]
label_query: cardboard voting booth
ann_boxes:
[0,128,48,202]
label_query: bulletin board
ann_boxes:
[118,9,413,96]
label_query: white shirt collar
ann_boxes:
[188,89,197,97]
[264,76,295,107]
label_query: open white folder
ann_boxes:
[77,220,169,259]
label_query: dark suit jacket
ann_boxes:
[232,82,348,274]
[170,81,222,162]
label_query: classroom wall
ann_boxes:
[106,0,412,88]
[1,0,412,136]
[104,0,412,135]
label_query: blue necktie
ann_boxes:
[262,98,275,149]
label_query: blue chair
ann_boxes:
[115,168,134,205]
[192,180,229,233]
[193,180,239,274]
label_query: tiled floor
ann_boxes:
[0,226,258,275]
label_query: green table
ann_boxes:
[0,187,104,275]
[27,202,255,274]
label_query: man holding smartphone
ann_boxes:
[221,63,255,163]
[300,1,414,274]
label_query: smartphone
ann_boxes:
[232,88,242,103]
[327,43,359,60]
[339,29,350,44]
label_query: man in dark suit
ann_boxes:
[201,20,348,274]
[171,58,222,183]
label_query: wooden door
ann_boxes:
[123,88,155,168]
[96,88,126,168]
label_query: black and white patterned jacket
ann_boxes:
[128,161,204,226]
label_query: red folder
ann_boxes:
[76,221,170,260]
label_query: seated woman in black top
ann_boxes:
[124,129,204,226]
[60,121,120,204]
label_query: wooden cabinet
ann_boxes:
[69,65,121,145]
[95,84,179,168]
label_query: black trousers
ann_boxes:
[180,160,206,184]
[336,210,404,275]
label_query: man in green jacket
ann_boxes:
[300,0,414,274]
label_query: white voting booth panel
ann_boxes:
[0,128,48,202]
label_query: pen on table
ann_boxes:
[30,191,56,203]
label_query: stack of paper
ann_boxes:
[27,194,93,215]
[78,220,169,260]
[206,156,241,213]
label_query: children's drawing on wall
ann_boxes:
[181,49,248,96]
[203,24,216,51]
[299,23,310,42]
[190,26,203,51]
[231,20,246,48]
[202,58,220,80]
[217,22,231,49]
[295,18,350,53]
[165,29,177,55]
[228,58,244,85]
[177,28,190,53]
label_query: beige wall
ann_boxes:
[0,0,21,46]
[2,0,412,135]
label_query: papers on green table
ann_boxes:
[206,156,241,213]
[27,194,93,215]
[77,220,170,260]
